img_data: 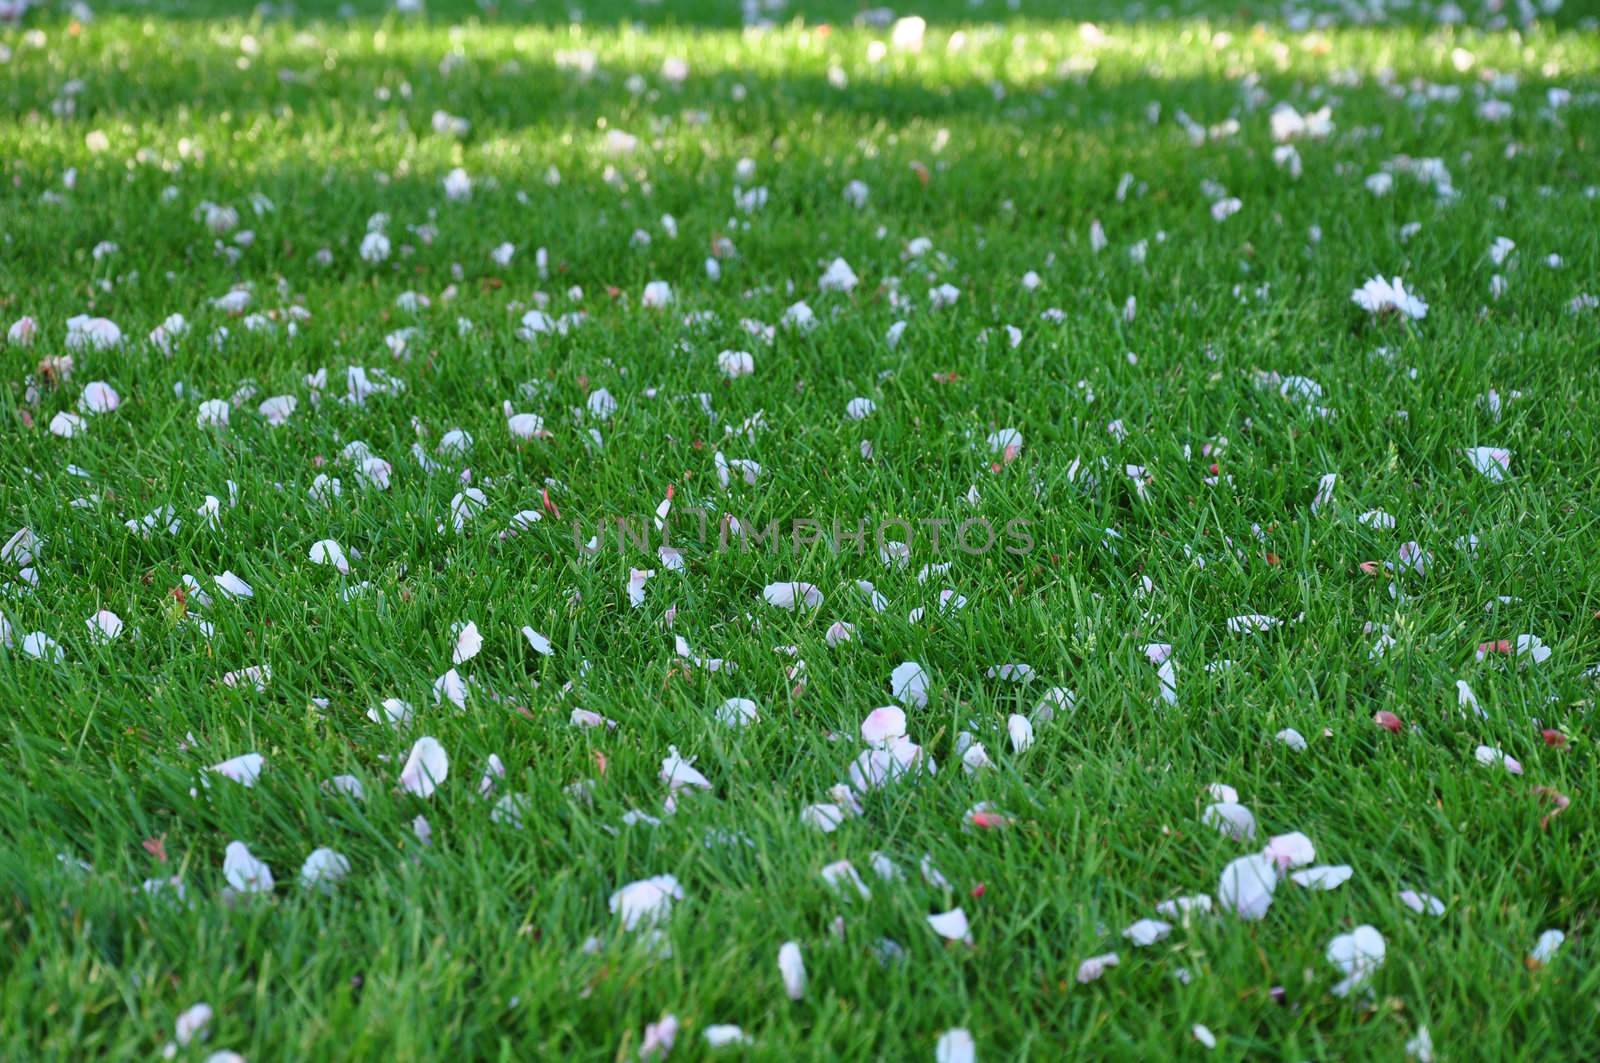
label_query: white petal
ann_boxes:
[222,841,274,893]
[1122,918,1171,947]
[452,620,483,664]
[1263,831,1315,870]
[926,907,972,943]
[935,1028,976,1063]
[1075,952,1120,983]
[890,661,930,708]
[1326,925,1385,995]
[1203,802,1257,842]
[777,941,807,1000]
[609,874,683,930]
[398,737,449,798]
[308,539,350,574]
[762,581,823,610]
[1218,853,1278,920]
[1290,865,1352,891]
[860,706,907,745]
[298,847,351,890]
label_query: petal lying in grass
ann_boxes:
[660,746,711,791]
[324,775,366,801]
[87,611,124,641]
[308,539,349,574]
[715,698,760,727]
[1528,929,1564,965]
[213,571,253,600]
[610,875,684,930]
[50,412,87,438]
[398,737,448,798]
[820,860,871,900]
[491,793,531,828]
[1474,745,1522,774]
[889,661,930,707]
[1203,803,1257,842]
[762,581,822,610]
[521,627,554,655]
[1263,832,1316,870]
[299,848,351,891]
[1155,894,1213,920]
[172,1003,213,1048]
[1123,918,1172,946]
[777,941,806,1000]
[222,841,274,893]
[1351,275,1427,319]
[927,908,972,944]
[78,381,120,414]
[639,1013,678,1060]
[1326,925,1385,996]
[1218,854,1278,920]
[205,753,264,788]
[1399,890,1446,917]
[368,697,415,728]
[935,1028,976,1063]
[1464,447,1511,483]
[452,621,483,664]
[861,706,907,745]
[704,1025,751,1048]
[800,803,848,832]
[1290,865,1353,891]
[1076,952,1120,983]
[1007,714,1034,753]
[628,568,655,608]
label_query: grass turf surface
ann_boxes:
[3,0,1600,1058]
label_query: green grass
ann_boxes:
[2,0,1600,1058]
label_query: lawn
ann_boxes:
[2,0,1599,1058]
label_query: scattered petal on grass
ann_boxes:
[1291,865,1353,891]
[1326,925,1385,997]
[399,737,448,798]
[777,941,806,1000]
[704,1026,751,1049]
[890,661,930,708]
[1218,854,1278,920]
[927,908,972,944]
[1399,890,1446,917]
[935,1029,976,1063]
[1123,919,1172,947]
[611,875,684,931]
[309,539,350,573]
[1528,929,1564,965]
[299,848,351,891]
[1203,803,1257,842]
[1076,952,1120,983]
[222,841,274,894]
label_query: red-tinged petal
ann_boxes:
[1374,711,1403,733]
[1542,729,1567,748]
